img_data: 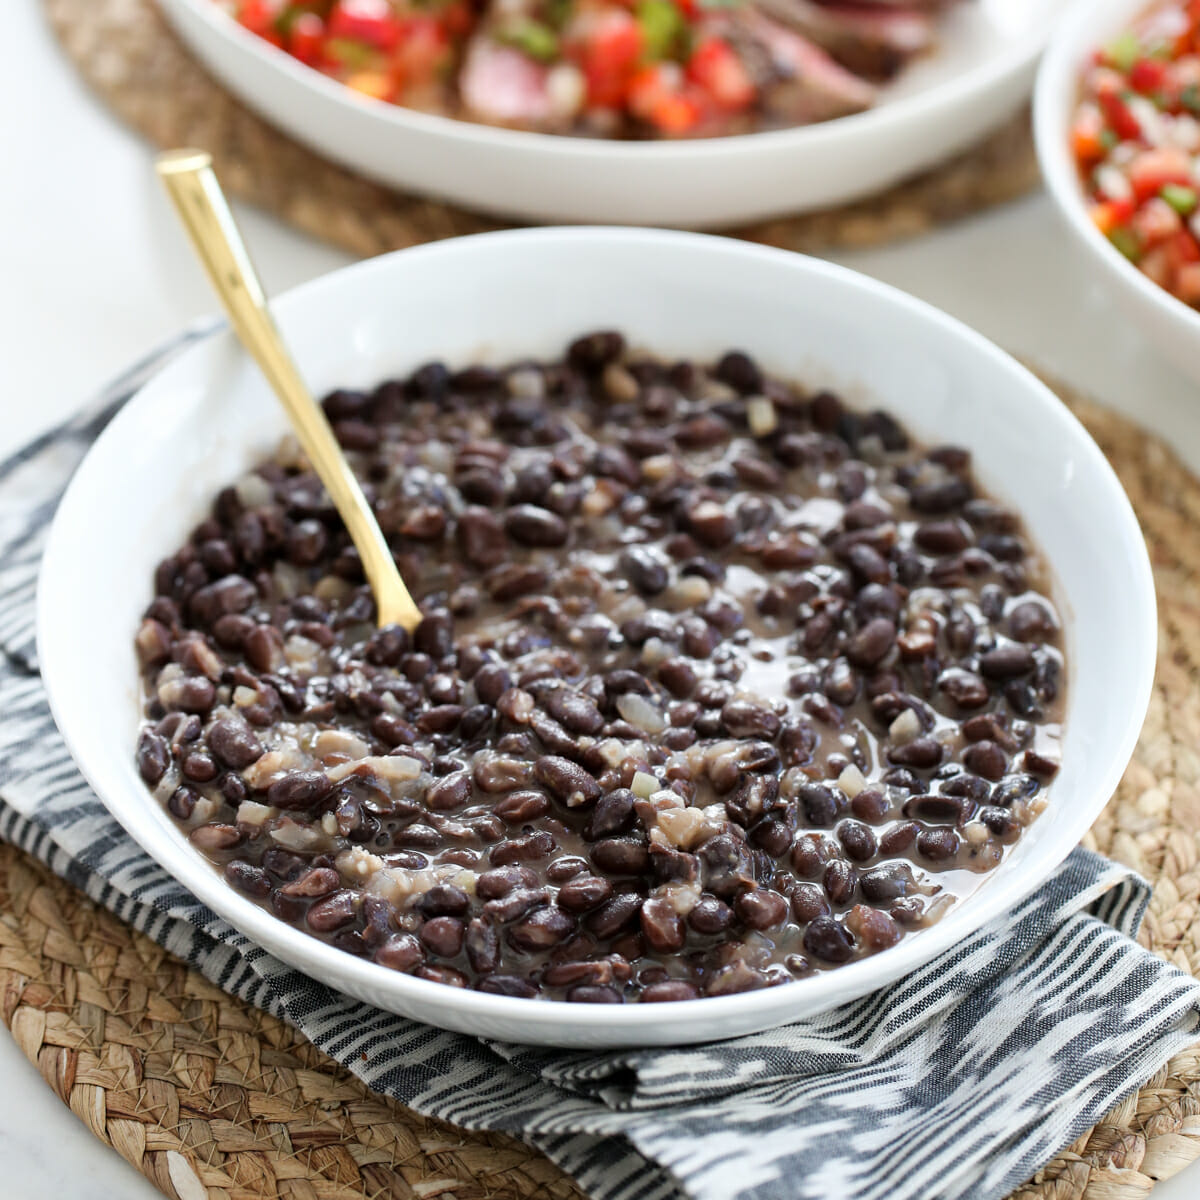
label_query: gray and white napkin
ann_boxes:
[2,331,1198,1200]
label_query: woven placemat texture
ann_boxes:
[1,381,1200,1200]
[43,0,1038,252]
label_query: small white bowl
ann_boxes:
[1035,0,1200,384]
[38,228,1156,1048]
[160,0,1068,227]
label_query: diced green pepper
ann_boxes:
[496,18,559,62]
[1105,31,1142,73]
[324,37,377,68]
[1162,183,1198,214]
[1108,226,1142,261]
[1100,128,1119,151]
[637,0,684,61]
[1182,84,1200,113]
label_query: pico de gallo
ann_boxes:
[1073,1,1200,306]
[216,0,960,139]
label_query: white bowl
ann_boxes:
[38,228,1156,1048]
[1035,0,1200,384]
[160,0,1068,227]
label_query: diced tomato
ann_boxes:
[575,11,644,107]
[1090,199,1136,235]
[627,64,701,133]
[238,0,285,44]
[288,12,325,65]
[1128,147,1194,201]
[1129,57,1168,93]
[686,37,754,112]
[1170,228,1200,263]
[1098,89,1143,139]
[327,0,402,52]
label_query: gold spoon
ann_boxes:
[156,148,423,634]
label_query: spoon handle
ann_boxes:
[156,149,423,634]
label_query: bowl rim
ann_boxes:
[1033,0,1200,339]
[37,226,1159,1041]
[169,0,1058,162]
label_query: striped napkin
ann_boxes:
[3,332,1198,1200]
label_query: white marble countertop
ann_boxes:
[4,2,1199,1196]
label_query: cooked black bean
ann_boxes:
[375,933,424,973]
[735,888,788,930]
[267,771,334,811]
[803,916,855,964]
[534,756,602,807]
[138,336,1063,1003]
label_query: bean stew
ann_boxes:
[135,332,1064,1003]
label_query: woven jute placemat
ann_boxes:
[2,379,1199,1200]
[43,0,1039,253]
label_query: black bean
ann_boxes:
[268,770,334,811]
[641,898,686,951]
[584,789,636,840]
[568,330,625,371]
[494,790,550,824]
[963,741,1009,782]
[545,689,604,736]
[508,906,575,951]
[714,351,762,394]
[910,476,972,514]
[456,507,508,568]
[641,981,700,1002]
[837,821,877,862]
[375,933,424,973]
[796,782,841,828]
[534,756,602,808]
[904,795,970,824]
[505,504,569,547]
[592,838,650,875]
[137,730,170,784]
[1010,601,1057,644]
[888,738,944,770]
[587,893,644,938]
[823,860,857,906]
[879,821,919,855]
[688,895,734,935]
[557,875,613,914]
[489,831,556,866]
[804,916,855,964]
[475,866,537,900]
[477,974,538,998]
[916,828,960,861]
[992,774,1040,807]
[420,916,465,958]
[979,644,1035,680]
[426,771,472,812]
[939,669,990,710]
[621,545,669,595]
[224,860,272,897]
[860,862,917,903]
[847,618,895,668]
[720,698,781,739]
[749,817,793,858]
[307,891,357,932]
[413,611,454,659]
[735,888,788,930]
